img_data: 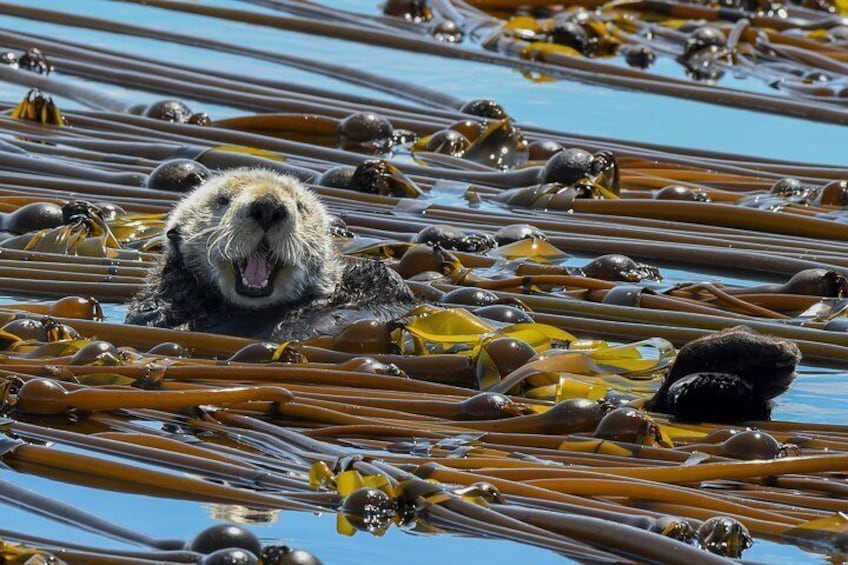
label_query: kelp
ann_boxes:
[82,0,848,125]
[9,89,64,126]
[0,306,845,561]
[0,1,841,564]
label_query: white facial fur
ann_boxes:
[166,168,341,309]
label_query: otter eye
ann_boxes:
[297,201,306,213]
[216,195,230,207]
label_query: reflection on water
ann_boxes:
[207,503,280,525]
[2,469,571,564]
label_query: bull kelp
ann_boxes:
[0,0,845,564]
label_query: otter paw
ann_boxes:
[663,372,772,422]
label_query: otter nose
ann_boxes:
[248,196,288,231]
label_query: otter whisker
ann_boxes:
[222,233,239,263]
[206,235,224,266]
[184,226,218,242]
[207,230,232,264]
[215,227,234,261]
[202,229,221,248]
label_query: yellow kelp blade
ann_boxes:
[654,421,707,442]
[498,323,578,351]
[503,16,542,33]
[0,330,22,350]
[488,238,569,263]
[309,462,396,499]
[397,309,576,357]
[523,382,558,399]
[74,373,137,386]
[590,338,676,374]
[10,89,65,126]
[336,470,367,498]
[558,438,636,457]
[271,342,305,363]
[554,372,662,402]
[521,42,582,61]
[594,183,621,200]
[336,513,358,537]
[336,512,356,537]
[212,145,289,161]
[0,540,67,565]
[108,214,166,245]
[555,374,617,402]
[487,349,596,393]
[10,97,33,121]
[394,306,495,354]
[308,461,334,489]
[337,469,394,498]
[783,512,848,551]
[487,338,674,397]
[6,338,89,358]
[521,70,559,83]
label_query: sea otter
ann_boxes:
[646,327,801,422]
[126,168,417,340]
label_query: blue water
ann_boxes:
[9,472,569,565]
[0,1,844,165]
[0,1,844,563]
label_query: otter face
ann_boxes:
[166,168,340,309]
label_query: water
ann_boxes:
[10,472,566,565]
[0,1,845,165]
[0,1,844,563]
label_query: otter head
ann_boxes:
[165,168,341,309]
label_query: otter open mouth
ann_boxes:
[233,242,282,298]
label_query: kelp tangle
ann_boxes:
[0,1,844,564]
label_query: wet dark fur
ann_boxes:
[126,242,417,341]
[646,327,801,422]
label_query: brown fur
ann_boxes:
[646,327,801,422]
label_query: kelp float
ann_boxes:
[0,0,843,564]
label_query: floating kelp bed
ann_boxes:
[0,0,845,564]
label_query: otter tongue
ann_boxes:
[243,256,270,287]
